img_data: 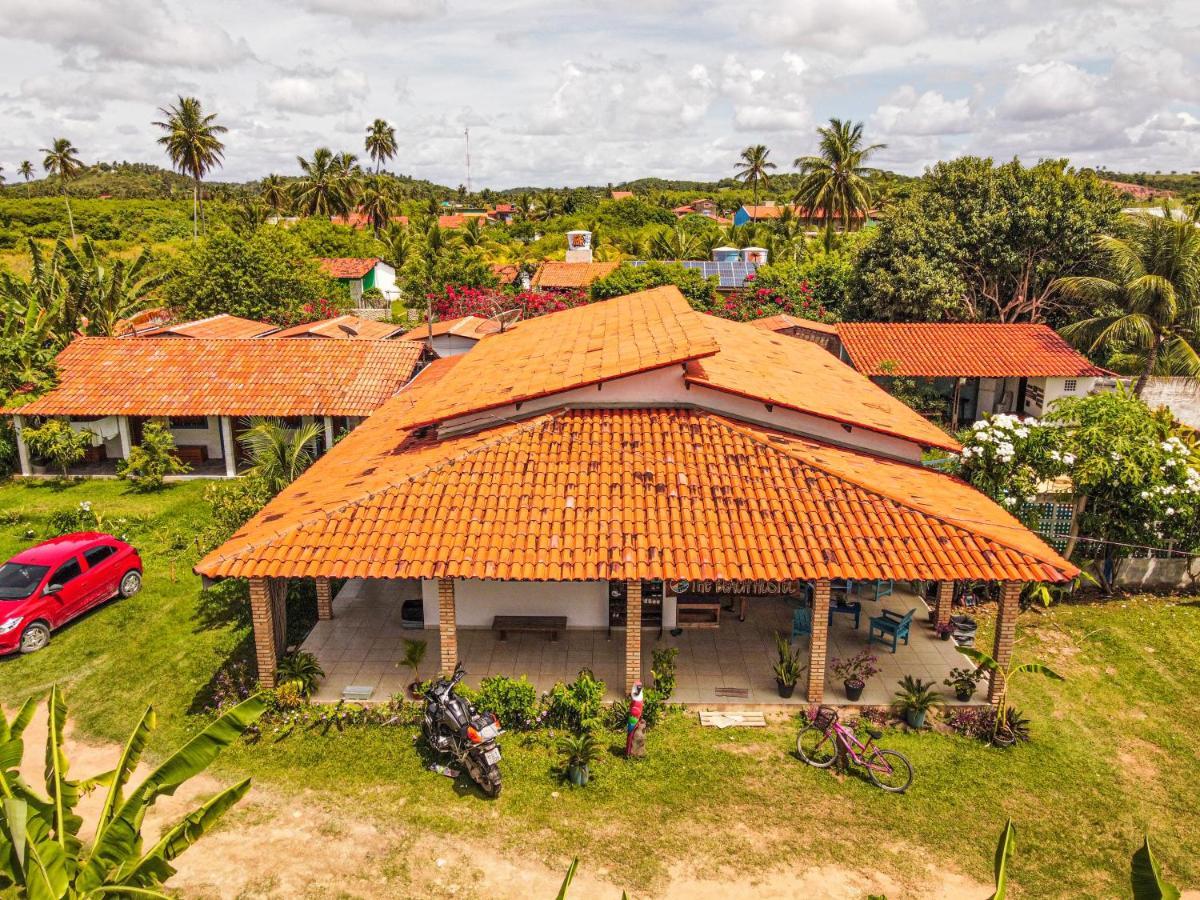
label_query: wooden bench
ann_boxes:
[174,445,209,466]
[492,615,568,642]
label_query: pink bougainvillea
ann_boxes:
[712,279,835,325]
[428,285,589,321]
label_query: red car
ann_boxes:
[0,533,142,655]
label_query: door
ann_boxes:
[81,544,120,608]
[45,556,86,624]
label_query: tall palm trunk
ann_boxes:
[192,180,199,240]
[62,187,76,242]
[1134,335,1164,397]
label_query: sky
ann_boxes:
[0,0,1198,189]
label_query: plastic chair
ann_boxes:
[792,607,813,640]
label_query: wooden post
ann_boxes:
[437,578,457,674]
[249,577,283,688]
[935,580,954,628]
[220,416,237,478]
[12,414,31,476]
[806,579,831,702]
[316,577,334,620]
[989,581,1022,704]
[625,580,642,693]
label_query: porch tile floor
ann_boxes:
[301,581,976,706]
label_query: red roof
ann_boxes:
[740,205,866,220]
[399,315,511,342]
[751,314,839,336]
[838,323,1110,378]
[438,215,468,229]
[8,337,424,417]
[531,261,619,288]
[140,314,278,340]
[610,191,634,200]
[330,210,409,230]
[270,315,404,340]
[318,257,379,279]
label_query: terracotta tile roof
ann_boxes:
[687,316,959,452]
[531,260,619,289]
[318,257,379,280]
[399,315,511,342]
[114,306,174,336]
[270,315,403,340]
[740,205,866,220]
[750,314,839,336]
[610,191,634,200]
[491,263,519,285]
[195,405,1075,583]
[9,337,424,417]
[398,286,717,428]
[838,323,1111,378]
[438,215,468,229]
[331,211,409,229]
[140,314,278,339]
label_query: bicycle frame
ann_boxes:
[821,720,898,778]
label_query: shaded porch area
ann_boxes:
[297,578,983,707]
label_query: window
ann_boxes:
[169,416,210,430]
[84,545,117,568]
[1063,379,1077,392]
[50,558,82,588]
[0,563,49,600]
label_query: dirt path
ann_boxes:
[11,708,996,899]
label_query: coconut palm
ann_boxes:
[734,144,776,208]
[651,223,703,260]
[364,118,397,173]
[238,417,323,492]
[40,137,85,241]
[153,96,228,239]
[357,175,398,236]
[1054,209,1200,396]
[794,118,885,248]
[18,160,34,182]
[293,147,351,218]
[259,174,289,216]
[0,164,5,187]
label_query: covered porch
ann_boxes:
[249,576,1016,707]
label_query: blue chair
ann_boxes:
[869,579,895,602]
[792,607,813,640]
[828,601,862,629]
[868,608,915,653]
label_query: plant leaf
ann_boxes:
[989,819,1015,900]
[956,646,999,672]
[94,707,157,839]
[556,857,578,900]
[1131,836,1180,900]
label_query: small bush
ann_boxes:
[48,501,102,535]
[117,421,190,490]
[650,646,679,700]
[276,650,325,698]
[0,420,17,476]
[946,706,996,741]
[472,674,541,730]
[607,686,668,730]
[544,668,606,733]
[23,418,93,475]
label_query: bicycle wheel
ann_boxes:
[865,748,913,793]
[796,726,839,768]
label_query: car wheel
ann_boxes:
[19,622,51,654]
[119,570,142,598]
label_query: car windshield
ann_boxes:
[0,562,50,600]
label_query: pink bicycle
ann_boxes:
[796,706,914,793]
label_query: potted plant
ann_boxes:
[891,675,942,729]
[400,638,427,699]
[771,632,805,698]
[556,731,601,786]
[957,646,1063,747]
[944,667,985,702]
[935,623,954,641]
[831,650,881,702]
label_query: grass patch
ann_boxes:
[1,479,1198,894]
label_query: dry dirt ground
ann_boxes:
[12,708,999,899]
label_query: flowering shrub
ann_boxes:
[713,276,837,324]
[428,284,588,321]
[291,296,347,325]
[831,650,882,684]
[957,413,1069,518]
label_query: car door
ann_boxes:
[45,555,86,624]
[81,544,121,609]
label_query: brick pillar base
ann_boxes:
[935,580,954,628]
[625,580,642,693]
[437,578,457,675]
[316,577,333,620]
[250,577,281,688]
[806,579,831,702]
[989,581,1022,704]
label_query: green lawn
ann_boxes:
[1,479,1197,897]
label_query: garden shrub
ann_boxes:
[22,418,93,475]
[47,500,102,535]
[650,646,679,700]
[544,668,606,733]
[199,476,272,553]
[471,674,541,730]
[116,420,189,490]
[0,420,16,476]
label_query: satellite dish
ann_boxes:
[479,307,522,334]
[337,323,359,337]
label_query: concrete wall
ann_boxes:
[1086,557,1200,591]
[430,334,479,357]
[421,579,609,628]
[168,416,225,459]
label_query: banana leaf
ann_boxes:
[556,857,578,899]
[1131,837,1180,900]
[988,819,1015,899]
[95,707,156,833]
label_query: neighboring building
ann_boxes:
[135,313,279,340]
[610,190,634,200]
[491,264,520,286]
[5,337,425,479]
[532,261,619,290]
[196,286,1074,708]
[628,247,765,294]
[437,214,469,229]
[488,204,515,224]
[751,315,840,353]
[113,307,175,336]
[733,203,869,228]
[837,323,1111,427]
[318,257,399,303]
[400,314,516,357]
[1121,377,1200,432]
[330,209,409,230]
[270,315,406,340]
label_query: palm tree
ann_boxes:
[793,118,885,249]
[40,137,85,241]
[357,175,397,236]
[734,145,776,208]
[154,96,227,239]
[364,118,397,173]
[259,174,289,216]
[0,164,5,187]
[293,148,351,218]
[238,417,323,493]
[18,160,34,182]
[651,223,703,260]
[1053,209,1200,396]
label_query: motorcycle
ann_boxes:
[422,663,504,796]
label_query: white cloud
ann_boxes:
[747,0,927,53]
[262,68,370,116]
[1000,61,1102,121]
[872,86,974,136]
[292,0,446,26]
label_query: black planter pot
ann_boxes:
[940,631,952,641]
[844,679,865,702]
[992,729,1017,748]
[777,679,796,699]
[955,688,973,702]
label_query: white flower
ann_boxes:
[973,421,988,432]
[1062,453,1076,465]
[1014,427,1029,439]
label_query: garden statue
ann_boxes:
[626,682,646,757]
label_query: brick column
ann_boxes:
[625,580,642,693]
[249,577,281,688]
[316,577,334,620]
[806,579,831,702]
[935,580,954,627]
[989,581,1022,705]
[437,578,458,675]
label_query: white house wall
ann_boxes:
[168,416,225,459]
[373,262,400,300]
[439,365,925,462]
[430,334,479,357]
[421,579,609,628]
